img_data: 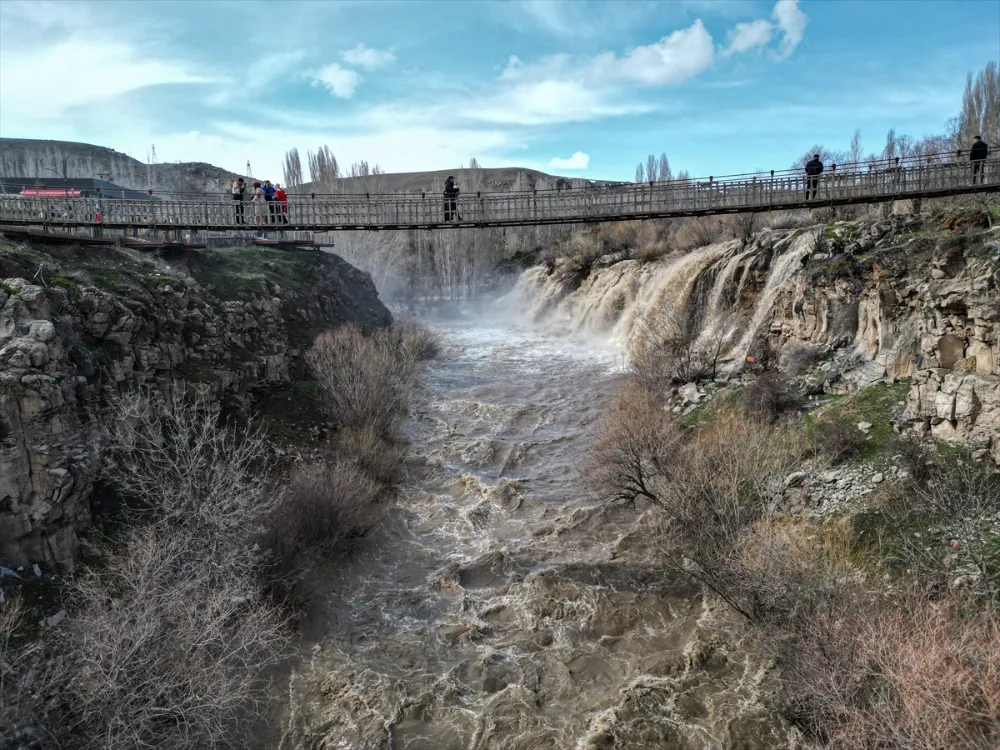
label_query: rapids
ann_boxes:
[283,281,803,748]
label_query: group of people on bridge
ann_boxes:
[801,136,991,200]
[231,177,289,225]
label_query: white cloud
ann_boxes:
[341,43,396,70]
[548,151,590,170]
[602,20,716,85]
[773,0,807,58]
[310,63,361,98]
[0,34,210,122]
[724,19,773,56]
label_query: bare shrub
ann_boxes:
[308,325,415,439]
[811,413,866,464]
[590,399,804,621]
[262,460,384,573]
[674,216,725,251]
[42,528,289,750]
[390,316,441,362]
[729,212,760,248]
[766,210,817,229]
[17,392,295,749]
[104,391,271,577]
[633,241,671,264]
[741,371,802,420]
[335,425,407,487]
[0,597,44,748]
[588,385,684,508]
[785,591,1000,749]
[630,307,728,388]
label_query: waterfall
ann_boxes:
[506,231,812,377]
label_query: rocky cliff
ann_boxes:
[0,241,391,571]
[0,138,240,196]
[512,212,1000,462]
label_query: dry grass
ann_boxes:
[785,591,1000,749]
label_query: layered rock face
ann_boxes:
[513,213,999,462]
[0,244,391,571]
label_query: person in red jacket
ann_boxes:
[274,183,289,224]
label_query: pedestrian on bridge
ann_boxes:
[805,154,824,200]
[232,177,246,224]
[970,136,989,184]
[263,179,276,223]
[274,183,289,224]
[251,180,266,224]
[443,175,460,221]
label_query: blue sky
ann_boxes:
[0,0,997,182]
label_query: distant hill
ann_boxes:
[0,138,241,197]
[0,138,615,198]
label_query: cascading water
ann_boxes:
[282,240,810,748]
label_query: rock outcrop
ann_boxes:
[0,242,391,571]
[514,212,1000,462]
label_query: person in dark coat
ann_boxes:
[231,177,246,224]
[805,154,823,200]
[263,180,276,223]
[970,136,989,184]
[443,176,460,221]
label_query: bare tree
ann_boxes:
[308,145,339,183]
[849,129,863,165]
[958,61,1000,148]
[635,162,645,183]
[658,152,672,182]
[282,147,304,187]
[646,153,659,183]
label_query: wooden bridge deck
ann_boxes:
[1,155,997,233]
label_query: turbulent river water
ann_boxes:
[284,293,799,749]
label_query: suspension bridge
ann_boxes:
[0,153,996,241]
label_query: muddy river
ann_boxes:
[282,300,797,750]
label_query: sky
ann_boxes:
[0,0,997,183]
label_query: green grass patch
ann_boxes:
[808,380,911,460]
[174,357,221,383]
[0,281,20,295]
[185,246,326,301]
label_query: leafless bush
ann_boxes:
[785,590,1000,749]
[262,460,384,573]
[674,216,725,251]
[335,425,407,487]
[630,308,728,388]
[10,392,295,749]
[633,241,671,264]
[811,413,866,464]
[729,212,760,248]
[741,371,803,420]
[766,210,817,229]
[0,597,44,749]
[43,527,289,750]
[390,316,442,362]
[590,398,804,621]
[308,325,416,439]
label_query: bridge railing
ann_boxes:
[1,155,996,230]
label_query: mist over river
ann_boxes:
[283,290,799,749]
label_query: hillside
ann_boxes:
[0,138,606,199]
[0,138,241,196]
